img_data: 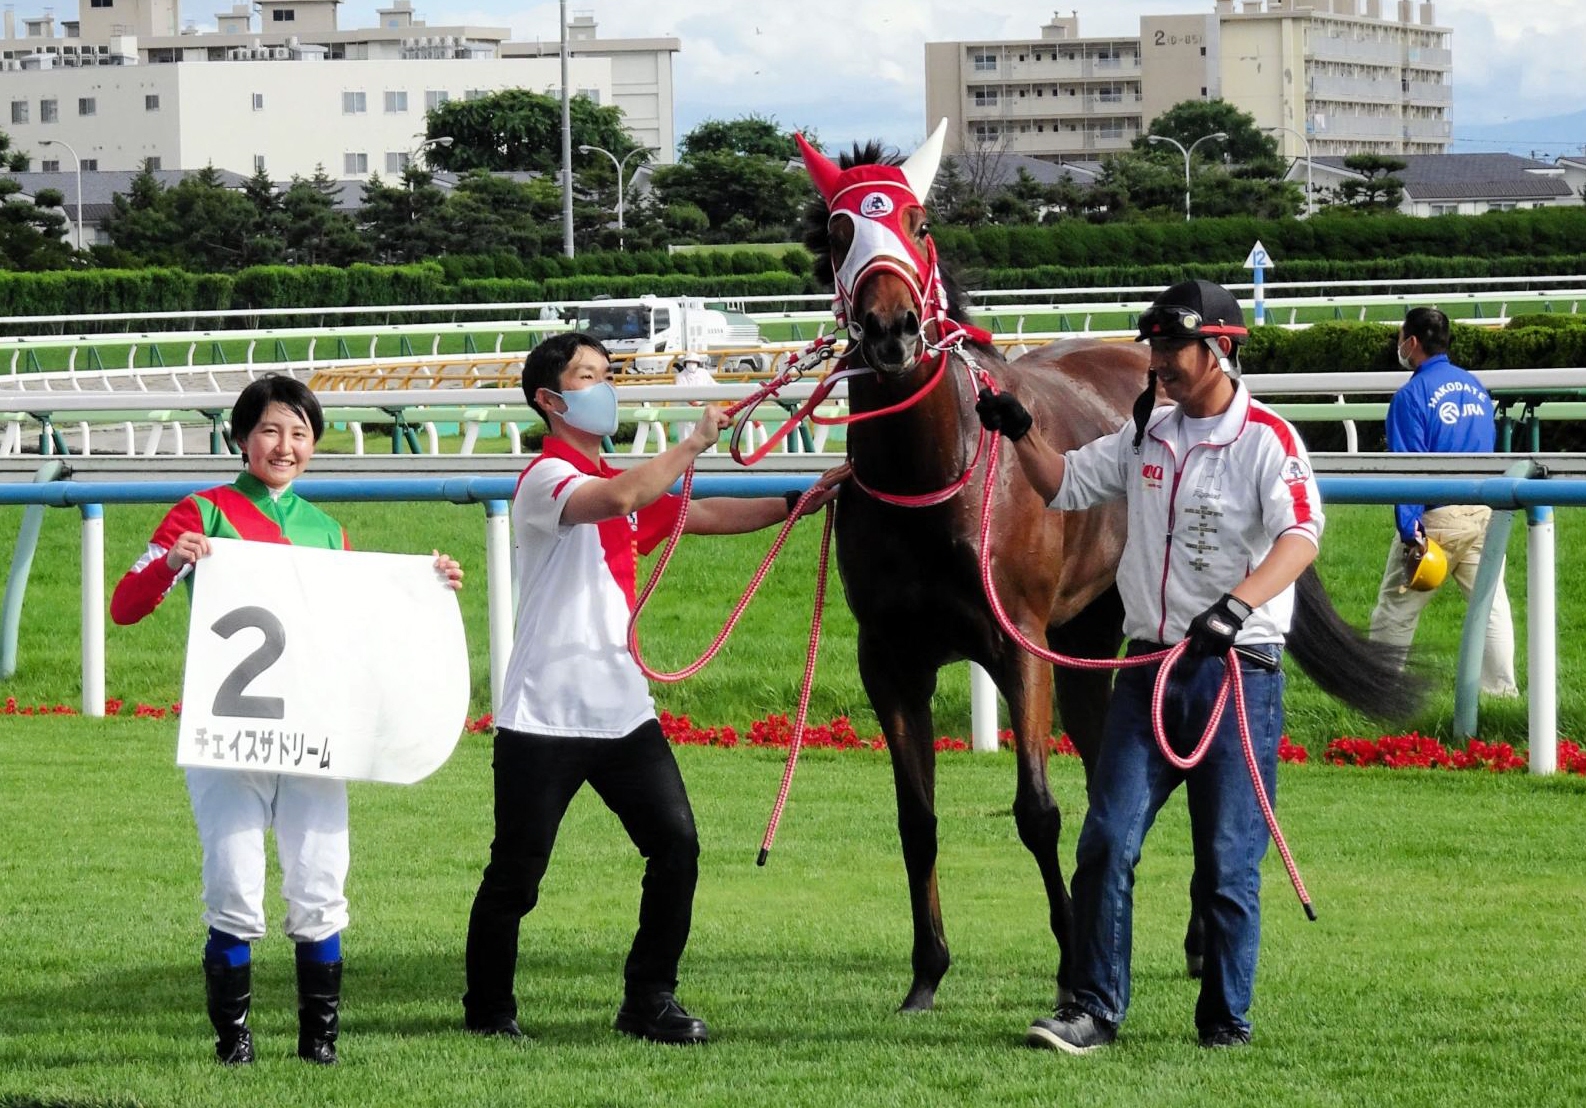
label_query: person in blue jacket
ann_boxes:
[1367,307,1518,696]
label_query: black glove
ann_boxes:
[975,387,1033,442]
[1186,593,1254,657]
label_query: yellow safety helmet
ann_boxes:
[1407,537,1449,592]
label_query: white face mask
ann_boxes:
[1397,339,1415,371]
[552,381,619,437]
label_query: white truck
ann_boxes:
[574,296,773,374]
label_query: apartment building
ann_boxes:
[925,0,1452,162]
[0,2,678,178]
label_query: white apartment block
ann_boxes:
[0,2,678,178]
[925,0,1451,162]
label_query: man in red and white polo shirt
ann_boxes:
[462,332,846,1044]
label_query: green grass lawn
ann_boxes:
[0,719,1583,1108]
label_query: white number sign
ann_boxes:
[177,538,469,784]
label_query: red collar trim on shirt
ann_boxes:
[540,433,618,478]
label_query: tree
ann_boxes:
[442,170,561,257]
[423,89,634,174]
[0,179,73,269]
[240,166,287,266]
[680,115,802,161]
[649,116,812,243]
[279,166,367,266]
[358,170,450,264]
[1325,153,1407,213]
[1133,99,1278,165]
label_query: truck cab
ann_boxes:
[576,296,769,374]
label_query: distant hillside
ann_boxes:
[1452,107,1586,160]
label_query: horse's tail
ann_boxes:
[1287,565,1427,722]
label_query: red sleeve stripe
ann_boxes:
[1245,405,1315,526]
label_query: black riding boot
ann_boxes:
[296,959,343,1065]
[202,960,255,1065]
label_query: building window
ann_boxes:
[464,88,487,101]
[273,8,295,20]
[89,0,112,7]
[576,87,600,105]
[254,154,267,172]
[41,159,59,172]
[1428,203,1458,216]
[344,152,368,174]
[972,88,999,107]
[424,89,449,110]
[147,156,162,170]
[77,97,96,116]
[81,159,97,170]
[385,151,409,174]
[40,98,57,122]
[342,91,367,114]
[10,100,26,124]
[972,52,997,72]
[252,92,264,110]
[383,90,407,112]
[145,94,160,111]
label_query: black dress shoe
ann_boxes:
[466,1016,526,1040]
[613,993,709,1044]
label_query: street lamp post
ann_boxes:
[407,135,454,184]
[37,138,83,250]
[1264,124,1314,216]
[1147,131,1228,222]
[577,144,655,250]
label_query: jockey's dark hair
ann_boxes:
[232,373,324,449]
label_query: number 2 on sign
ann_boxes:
[210,606,287,719]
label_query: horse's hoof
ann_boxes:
[898,989,936,1013]
[1185,953,1204,979]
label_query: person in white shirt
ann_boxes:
[462,331,846,1044]
[671,351,717,445]
[976,279,1323,1054]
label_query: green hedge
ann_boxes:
[975,253,1586,293]
[1241,321,1586,375]
[936,207,1586,271]
[454,271,806,304]
[435,249,804,283]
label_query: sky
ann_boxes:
[339,2,1583,155]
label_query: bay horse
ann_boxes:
[798,124,1419,1013]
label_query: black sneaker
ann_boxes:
[1026,1004,1117,1054]
[613,993,709,1045]
[1199,1026,1252,1049]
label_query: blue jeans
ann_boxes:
[1069,642,1284,1035]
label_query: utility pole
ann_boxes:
[559,0,574,257]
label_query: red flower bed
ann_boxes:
[7,696,1583,776]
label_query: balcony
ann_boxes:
[1308,36,1401,65]
[1403,118,1453,140]
[1312,114,1404,139]
[1308,74,1400,102]
[1404,81,1452,105]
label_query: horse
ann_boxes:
[797,123,1420,1013]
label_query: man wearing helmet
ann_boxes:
[976,279,1324,1053]
[1368,307,1517,697]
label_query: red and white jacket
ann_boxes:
[495,437,684,738]
[1051,384,1324,646]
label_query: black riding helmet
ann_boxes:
[1130,279,1249,451]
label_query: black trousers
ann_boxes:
[462,719,700,1025]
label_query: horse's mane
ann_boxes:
[801,142,975,325]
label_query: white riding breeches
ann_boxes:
[185,767,350,943]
